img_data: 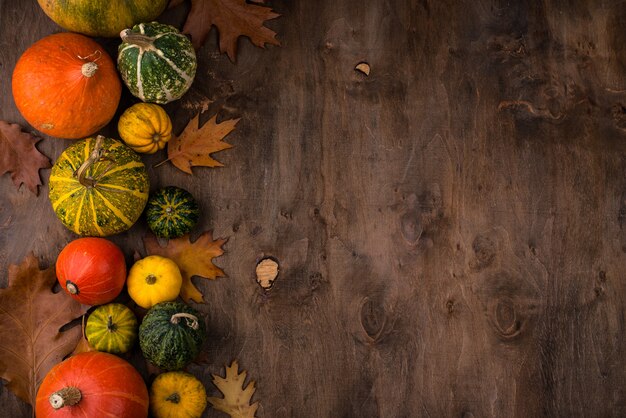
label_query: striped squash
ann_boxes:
[49,136,149,236]
[118,22,196,104]
[146,186,200,239]
[36,0,168,38]
[86,303,138,354]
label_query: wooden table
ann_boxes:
[1,1,625,417]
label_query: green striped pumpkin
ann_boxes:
[139,302,206,371]
[49,136,150,237]
[86,303,138,354]
[118,22,196,104]
[146,186,200,239]
[36,0,168,38]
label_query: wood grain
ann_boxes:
[0,0,625,417]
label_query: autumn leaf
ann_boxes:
[144,231,227,303]
[0,121,51,195]
[182,0,280,61]
[69,315,96,357]
[0,254,85,405]
[208,360,258,418]
[164,113,238,174]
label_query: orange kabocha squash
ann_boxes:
[35,352,148,418]
[12,32,121,139]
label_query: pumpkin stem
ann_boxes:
[165,392,181,404]
[170,313,200,330]
[120,29,156,50]
[49,387,82,409]
[75,136,107,188]
[107,315,117,332]
[66,281,79,295]
[146,274,157,285]
[81,62,98,78]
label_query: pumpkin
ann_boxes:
[118,22,197,104]
[146,186,200,239]
[36,0,168,38]
[139,301,206,370]
[118,103,172,154]
[56,238,126,306]
[35,351,149,418]
[11,32,121,139]
[86,303,138,354]
[150,371,207,418]
[127,255,183,309]
[49,135,150,236]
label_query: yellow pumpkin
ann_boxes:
[150,371,207,418]
[118,103,172,154]
[127,255,182,309]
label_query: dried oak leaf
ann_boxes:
[0,254,84,405]
[208,360,258,418]
[144,231,227,303]
[166,113,238,174]
[68,315,96,357]
[182,0,280,61]
[0,121,51,195]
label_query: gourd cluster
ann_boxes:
[11,2,212,418]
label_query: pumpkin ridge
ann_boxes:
[92,190,134,226]
[96,183,147,198]
[73,192,87,234]
[87,193,104,236]
[153,50,193,84]
[50,186,83,210]
[95,160,145,179]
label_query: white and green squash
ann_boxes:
[118,22,196,104]
[49,136,150,236]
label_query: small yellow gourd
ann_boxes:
[150,371,207,418]
[127,255,182,309]
[118,103,172,154]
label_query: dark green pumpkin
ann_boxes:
[118,22,196,104]
[145,186,200,239]
[139,302,206,371]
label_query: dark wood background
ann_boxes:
[1,0,625,417]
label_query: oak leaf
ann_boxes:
[144,231,227,303]
[208,360,258,418]
[166,113,238,174]
[182,0,280,61]
[0,121,51,195]
[0,254,85,405]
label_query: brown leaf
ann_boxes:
[0,121,51,195]
[166,113,238,174]
[208,360,258,418]
[144,231,227,303]
[69,315,96,357]
[182,0,280,61]
[0,254,84,405]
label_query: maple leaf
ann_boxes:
[165,113,238,174]
[208,360,259,418]
[0,121,51,195]
[144,231,227,303]
[182,0,280,61]
[0,254,85,405]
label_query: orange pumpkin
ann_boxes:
[35,351,149,418]
[11,32,121,139]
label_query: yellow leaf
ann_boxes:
[144,231,227,303]
[167,113,238,174]
[208,360,258,418]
